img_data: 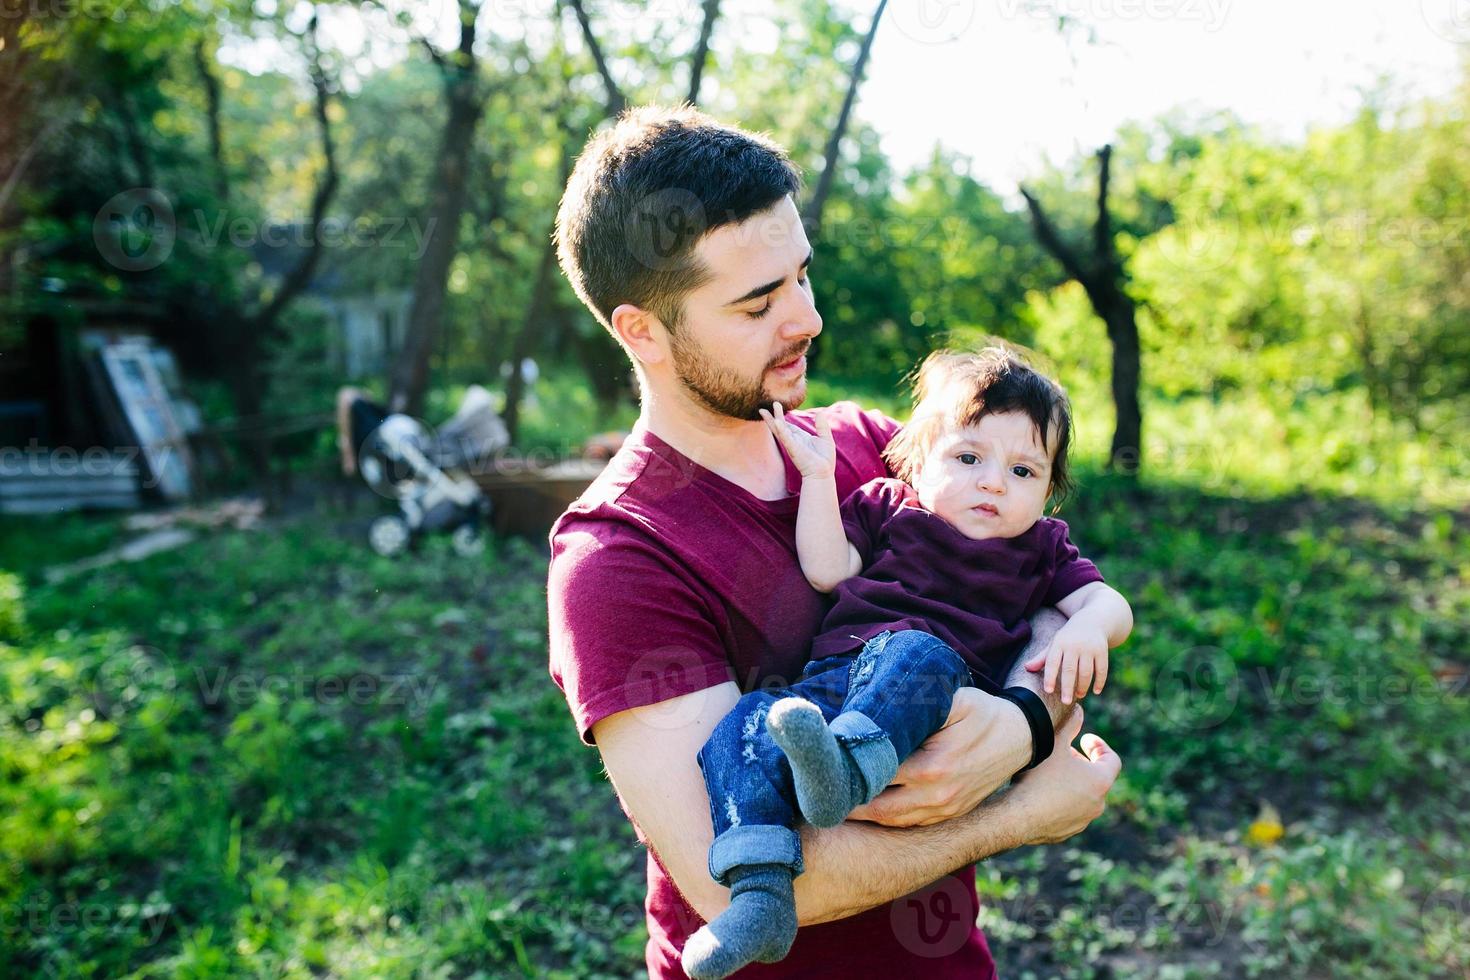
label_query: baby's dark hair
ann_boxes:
[882,346,1075,506]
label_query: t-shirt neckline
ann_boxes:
[635,420,803,509]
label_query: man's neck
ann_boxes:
[639,385,790,501]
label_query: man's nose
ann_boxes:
[782,283,823,340]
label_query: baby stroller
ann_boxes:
[356,385,508,557]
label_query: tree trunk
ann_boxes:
[801,0,888,239]
[500,238,560,442]
[1104,305,1142,471]
[390,11,484,417]
[1020,144,1144,473]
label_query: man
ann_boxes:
[548,105,1121,978]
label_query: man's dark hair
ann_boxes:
[883,346,1076,506]
[554,104,803,335]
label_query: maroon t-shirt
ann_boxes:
[811,477,1104,692]
[547,402,998,979]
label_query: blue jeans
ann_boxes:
[695,629,973,886]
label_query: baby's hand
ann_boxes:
[760,401,837,480]
[1024,622,1110,704]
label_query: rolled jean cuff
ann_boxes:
[831,710,899,803]
[708,824,804,886]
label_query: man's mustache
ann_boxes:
[766,342,812,371]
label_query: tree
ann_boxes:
[1021,146,1143,472]
[389,0,486,417]
[800,0,888,240]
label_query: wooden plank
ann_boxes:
[0,493,140,515]
[0,476,140,496]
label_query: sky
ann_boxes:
[237,0,1468,193]
[852,0,1468,189]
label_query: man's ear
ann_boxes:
[611,303,669,367]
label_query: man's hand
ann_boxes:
[1022,620,1111,704]
[1006,707,1121,844]
[760,402,835,479]
[847,687,1031,827]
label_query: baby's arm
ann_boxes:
[759,403,862,593]
[1023,581,1133,703]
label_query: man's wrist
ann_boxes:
[992,694,1033,777]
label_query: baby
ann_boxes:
[681,347,1134,980]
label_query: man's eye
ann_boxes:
[747,302,772,320]
[1012,465,1033,478]
[957,453,978,465]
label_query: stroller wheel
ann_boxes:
[369,515,411,556]
[450,524,485,557]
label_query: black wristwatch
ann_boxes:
[997,686,1055,772]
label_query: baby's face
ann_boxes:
[913,411,1055,541]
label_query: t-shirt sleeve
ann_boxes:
[1043,518,1105,606]
[839,478,904,568]
[548,518,735,745]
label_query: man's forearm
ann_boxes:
[791,789,1026,925]
[1005,607,1076,730]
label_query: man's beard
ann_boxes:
[670,331,810,422]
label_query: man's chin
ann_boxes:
[765,373,808,411]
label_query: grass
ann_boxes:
[0,392,1466,977]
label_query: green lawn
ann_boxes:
[1,453,1466,977]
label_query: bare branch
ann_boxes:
[565,0,626,116]
[1019,186,1092,287]
[686,0,720,105]
[802,0,888,238]
[1093,143,1114,277]
[256,9,340,328]
[192,37,228,201]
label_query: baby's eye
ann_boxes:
[1012,465,1033,478]
[957,453,978,465]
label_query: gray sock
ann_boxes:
[681,864,798,980]
[767,698,861,828]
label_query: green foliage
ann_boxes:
[2,402,1466,975]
